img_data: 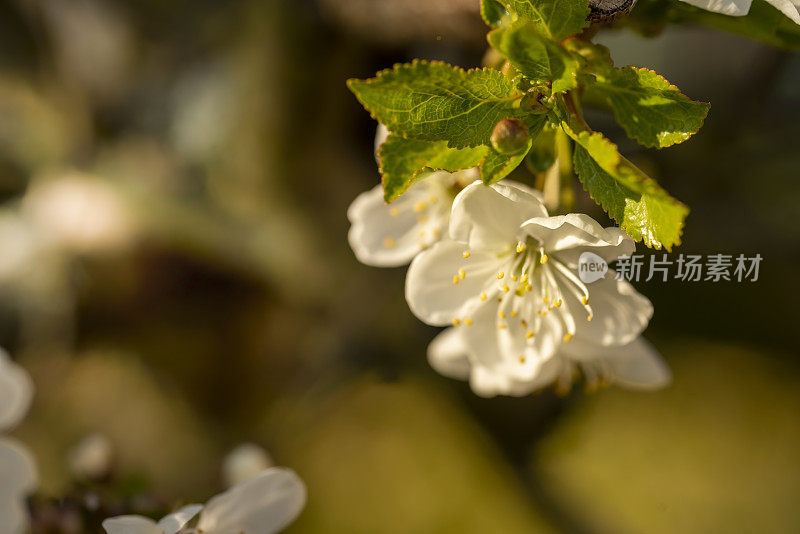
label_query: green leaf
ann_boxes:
[347,61,535,149]
[488,21,579,94]
[481,142,532,185]
[586,66,709,148]
[378,134,486,202]
[563,122,688,250]
[501,0,590,40]
[481,0,508,27]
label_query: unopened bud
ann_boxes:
[222,443,273,488]
[490,119,530,155]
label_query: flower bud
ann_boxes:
[222,443,273,488]
[490,119,530,155]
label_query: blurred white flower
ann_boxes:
[67,433,114,482]
[222,443,273,488]
[22,173,135,254]
[679,0,799,24]
[103,467,306,534]
[348,125,478,267]
[0,349,38,534]
[406,181,659,397]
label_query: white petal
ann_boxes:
[604,337,672,390]
[0,439,38,534]
[766,0,800,23]
[102,516,158,534]
[197,467,306,534]
[450,181,547,253]
[679,0,752,15]
[405,240,500,326]
[459,299,562,396]
[565,273,653,347]
[374,124,390,162]
[0,350,34,432]
[521,214,634,267]
[156,504,203,534]
[427,327,471,380]
[347,184,432,267]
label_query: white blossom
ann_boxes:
[406,181,663,397]
[103,467,306,534]
[679,0,799,24]
[347,125,478,267]
[0,349,37,534]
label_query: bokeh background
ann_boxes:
[1,0,799,532]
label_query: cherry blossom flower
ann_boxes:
[405,181,662,396]
[680,0,799,24]
[347,125,478,267]
[0,349,37,534]
[428,324,671,397]
[103,467,306,534]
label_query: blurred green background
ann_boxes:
[1,0,798,532]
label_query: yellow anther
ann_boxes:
[581,296,589,305]
[587,315,593,322]
[498,324,507,330]
[516,242,526,253]
[521,320,528,328]
[518,355,526,363]
[497,297,503,302]
[543,297,549,304]
[413,202,427,213]
[512,275,518,282]
[555,298,563,308]
[511,310,518,317]
[525,284,533,292]
[464,318,473,325]
[536,310,542,315]
[497,272,505,280]
[452,275,460,285]
[521,274,529,284]
[452,318,461,326]
[542,310,548,316]
[501,284,510,293]
[432,228,441,238]
[479,292,487,301]
[462,251,471,259]
[383,237,396,249]
[526,331,535,339]
[563,333,573,343]
[390,207,400,217]
[499,311,506,319]
[458,269,466,280]
[540,254,548,264]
